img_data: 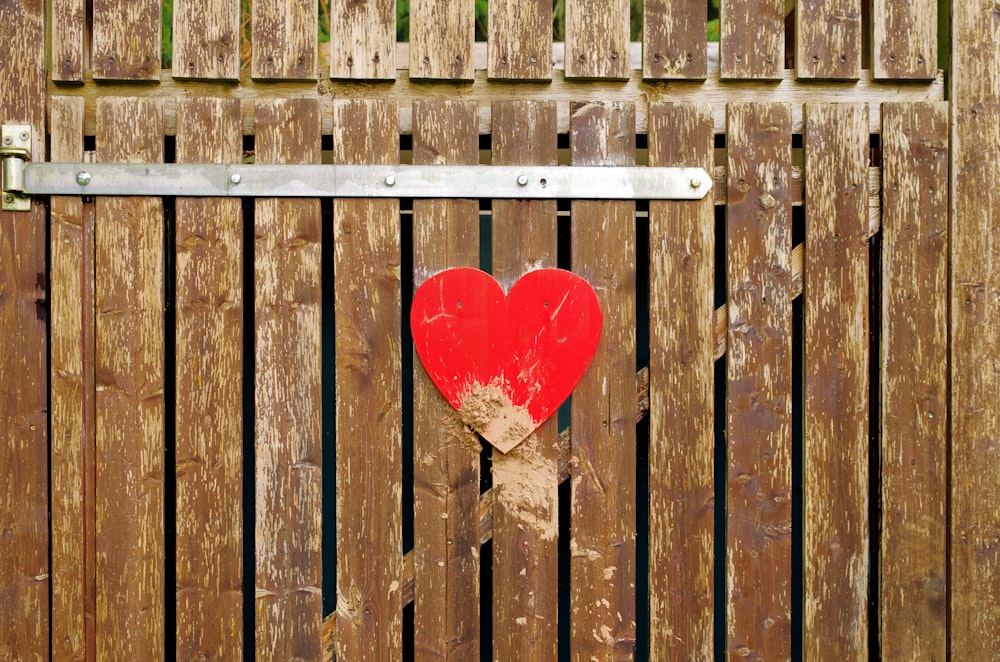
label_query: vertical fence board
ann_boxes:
[333,99,403,660]
[92,0,160,79]
[873,0,936,80]
[720,0,784,79]
[803,102,869,658]
[172,0,241,80]
[880,101,948,661]
[175,97,244,660]
[488,0,551,80]
[94,97,165,659]
[51,0,85,81]
[796,0,862,79]
[725,101,792,659]
[251,0,317,80]
[409,0,474,80]
[489,99,559,660]
[569,100,637,658]
[647,102,715,659]
[565,0,630,80]
[950,2,1000,656]
[254,98,323,660]
[412,99,482,659]
[642,0,707,79]
[329,0,395,80]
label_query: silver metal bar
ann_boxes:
[23,163,713,200]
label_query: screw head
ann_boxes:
[4,193,14,204]
[76,171,91,186]
[18,131,29,142]
[230,173,242,185]
[517,174,528,186]
[2,137,12,146]
[384,174,396,187]
[689,177,702,189]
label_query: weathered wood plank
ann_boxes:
[720,0,784,79]
[412,99,482,660]
[488,0,551,80]
[251,0,317,80]
[569,100,637,658]
[643,0,707,79]
[647,102,715,659]
[254,98,323,660]
[172,0,241,80]
[950,3,1000,655]
[873,0,936,80]
[796,0,862,79]
[489,99,560,660]
[409,0,474,80]
[565,0,630,79]
[51,0,85,81]
[880,101,948,661]
[94,97,165,659]
[333,99,403,660]
[329,0,395,80]
[92,0,160,79]
[803,102,869,658]
[175,97,244,659]
[725,101,792,659]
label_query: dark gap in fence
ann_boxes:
[400,134,413,153]
[867,184,883,662]
[861,0,872,71]
[557,133,570,151]
[321,197,337,617]
[401,208,415,660]
[635,208,650,660]
[43,195,53,657]
[241,195,256,662]
[479,199,493,213]
[785,6,796,70]
[557,473,571,662]
[715,134,726,149]
[480,538,494,662]
[713,203,727,661]
[162,194,178,660]
[791,202,805,662]
[84,135,95,152]
[636,133,648,151]
[478,212,493,494]
[478,134,491,152]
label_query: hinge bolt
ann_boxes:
[517,174,528,186]
[230,173,241,185]
[689,177,702,189]
[384,174,396,187]
[76,171,91,186]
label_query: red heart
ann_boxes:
[411,268,602,453]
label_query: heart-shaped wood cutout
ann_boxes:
[411,268,602,453]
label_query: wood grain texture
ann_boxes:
[647,102,715,659]
[565,0,630,79]
[569,101,637,658]
[643,0,707,79]
[254,98,323,660]
[803,102,869,659]
[172,0,241,80]
[175,97,244,660]
[94,97,165,660]
[333,99,403,660]
[796,0,862,79]
[950,3,1000,657]
[409,0,474,80]
[488,0,551,80]
[720,0,784,79]
[92,0,160,79]
[411,99,482,660]
[51,0,85,81]
[251,0,317,80]
[329,0,395,80]
[880,101,948,661]
[873,0,936,80]
[50,96,94,662]
[489,100,559,660]
[725,101,792,659]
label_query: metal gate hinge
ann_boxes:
[1,124,31,211]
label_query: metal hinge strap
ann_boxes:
[1,124,32,211]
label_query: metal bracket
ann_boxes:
[1,124,32,211]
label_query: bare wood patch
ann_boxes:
[409,0,474,80]
[565,0,630,79]
[251,0,317,80]
[488,0,552,81]
[92,0,160,79]
[329,0,395,80]
[796,0,862,79]
[643,0,708,79]
[873,0,937,80]
[721,0,784,79]
[172,0,241,80]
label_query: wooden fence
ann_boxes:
[0,0,998,659]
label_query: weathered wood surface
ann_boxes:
[950,3,1000,658]
[796,0,862,79]
[725,101,792,658]
[489,99,559,660]
[488,0,551,80]
[412,99,482,660]
[721,0,784,79]
[880,101,948,661]
[251,0,316,80]
[51,0,85,81]
[803,102,869,659]
[49,96,95,662]
[329,0,395,80]
[565,0,630,79]
[172,0,241,80]
[92,0,160,79]
[333,99,403,660]
[409,0,474,80]
[94,97,165,659]
[873,0,937,80]
[643,0,707,79]
[569,100,637,658]
[175,97,244,659]
[647,102,715,659]
[254,98,323,659]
